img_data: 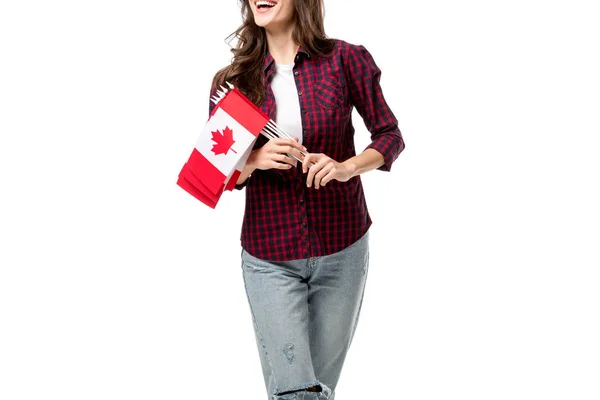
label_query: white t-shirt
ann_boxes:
[270,63,303,145]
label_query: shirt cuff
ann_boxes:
[234,175,250,190]
[365,128,405,172]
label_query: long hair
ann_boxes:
[212,0,335,106]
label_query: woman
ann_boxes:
[209,0,405,398]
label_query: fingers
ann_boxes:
[266,138,306,165]
[273,153,297,167]
[273,144,305,159]
[259,153,296,170]
[313,163,334,189]
[287,147,306,164]
[270,160,294,170]
[248,137,305,171]
[302,153,322,174]
[269,137,306,154]
[305,155,330,189]
[319,169,336,187]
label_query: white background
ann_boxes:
[1,1,599,399]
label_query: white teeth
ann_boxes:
[256,1,276,8]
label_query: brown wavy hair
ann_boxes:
[212,0,335,106]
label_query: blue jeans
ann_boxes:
[241,230,370,400]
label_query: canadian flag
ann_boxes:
[177,88,269,208]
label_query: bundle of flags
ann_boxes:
[177,82,304,208]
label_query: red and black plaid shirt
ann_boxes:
[209,39,405,261]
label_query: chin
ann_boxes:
[251,1,288,29]
[253,17,272,28]
[252,11,277,28]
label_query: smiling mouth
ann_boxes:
[255,1,277,10]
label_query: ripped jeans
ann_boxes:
[241,230,369,400]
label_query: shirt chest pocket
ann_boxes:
[314,76,345,110]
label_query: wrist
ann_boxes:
[245,150,258,172]
[342,159,358,178]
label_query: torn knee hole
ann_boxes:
[278,385,322,395]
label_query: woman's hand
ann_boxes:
[247,137,306,171]
[302,153,354,189]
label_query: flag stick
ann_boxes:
[212,82,314,166]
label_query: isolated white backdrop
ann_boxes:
[1,1,599,399]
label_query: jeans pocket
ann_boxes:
[242,262,269,272]
[241,249,269,272]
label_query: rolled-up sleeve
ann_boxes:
[344,44,405,171]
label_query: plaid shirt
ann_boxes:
[209,39,405,261]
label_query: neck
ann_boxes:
[265,25,298,65]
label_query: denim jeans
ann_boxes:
[241,230,370,400]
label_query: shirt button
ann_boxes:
[299,198,304,204]
[298,91,303,96]
[301,109,307,114]
[294,71,299,76]
[301,222,307,228]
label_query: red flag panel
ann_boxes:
[176,174,217,209]
[179,87,271,208]
[186,148,227,195]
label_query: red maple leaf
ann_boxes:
[210,126,237,155]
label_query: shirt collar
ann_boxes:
[263,45,310,72]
